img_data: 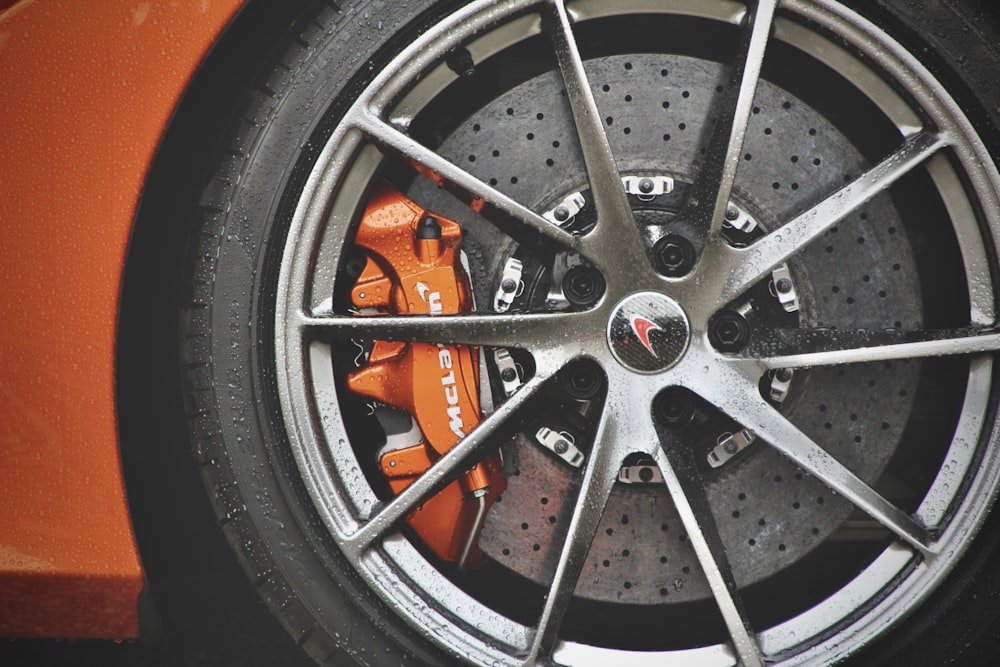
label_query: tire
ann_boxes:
[181,1,1000,665]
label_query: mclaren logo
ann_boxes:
[607,293,690,373]
[438,348,465,437]
[415,281,442,314]
[629,314,662,357]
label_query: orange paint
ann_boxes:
[0,0,244,638]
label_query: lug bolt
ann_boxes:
[553,205,571,222]
[563,266,606,306]
[565,362,602,399]
[776,368,793,383]
[638,177,655,194]
[653,235,696,277]
[554,439,570,454]
[709,310,751,352]
[500,367,517,383]
[500,278,518,293]
[639,467,655,482]
[775,277,793,294]
[654,388,694,428]
[725,205,740,221]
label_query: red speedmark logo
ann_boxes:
[629,314,662,357]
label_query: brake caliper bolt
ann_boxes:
[638,177,655,194]
[553,205,571,222]
[653,235,696,277]
[708,310,751,353]
[775,277,793,294]
[563,266,606,306]
[345,255,366,278]
[416,216,442,239]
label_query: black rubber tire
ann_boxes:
[180,1,460,665]
[178,1,1000,665]
[841,2,1000,664]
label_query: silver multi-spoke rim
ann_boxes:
[275,1,1000,665]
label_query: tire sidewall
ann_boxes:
[192,1,463,665]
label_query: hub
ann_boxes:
[607,292,690,373]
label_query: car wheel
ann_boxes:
[182,1,1000,665]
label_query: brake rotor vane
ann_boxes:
[346,184,504,566]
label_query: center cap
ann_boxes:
[607,292,690,373]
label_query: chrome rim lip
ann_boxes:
[272,1,1000,665]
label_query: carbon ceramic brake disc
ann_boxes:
[411,53,921,604]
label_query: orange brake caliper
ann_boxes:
[346,183,504,567]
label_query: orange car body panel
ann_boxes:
[0,0,244,638]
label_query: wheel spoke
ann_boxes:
[547,0,648,269]
[742,325,1000,369]
[654,432,764,667]
[688,0,778,240]
[347,107,580,251]
[706,130,948,306]
[525,406,623,664]
[299,309,589,350]
[341,370,552,560]
[691,366,933,555]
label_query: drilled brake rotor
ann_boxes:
[410,54,922,604]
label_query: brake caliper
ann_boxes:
[346,183,504,567]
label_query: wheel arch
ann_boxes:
[115,0,318,627]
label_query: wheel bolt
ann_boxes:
[553,205,571,222]
[725,205,740,221]
[565,361,602,399]
[653,235,696,277]
[563,266,605,306]
[655,388,694,428]
[775,277,793,294]
[500,367,517,383]
[709,310,751,352]
[638,177,655,194]
[501,278,518,293]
